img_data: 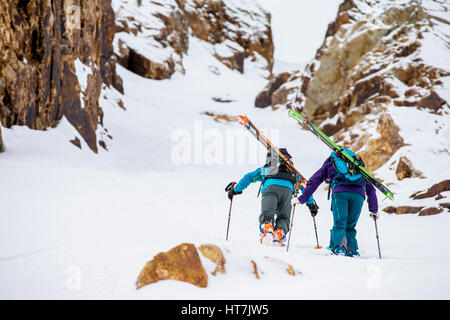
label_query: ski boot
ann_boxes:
[346,250,360,257]
[334,245,347,256]
[259,221,274,246]
[273,228,286,247]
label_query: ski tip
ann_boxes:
[288,109,304,122]
[236,115,249,126]
[287,109,298,117]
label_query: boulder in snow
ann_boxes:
[136,243,208,289]
[198,244,226,276]
[396,156,424,180]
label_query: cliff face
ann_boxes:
[255,0,450,213]
[0,0,122,152]
[0,0,272,151]
[113,0,273,79]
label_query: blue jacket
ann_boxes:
[234,166,314,204]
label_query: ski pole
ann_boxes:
[312,215,322,249]
[224,182,236,241]
[286,203,297,252]
[373,217,382,259]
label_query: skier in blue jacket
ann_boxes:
[228,148,317,246]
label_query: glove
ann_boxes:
[370,211,379,220]
[306,200,319,216]
[291,197,300,207]
[228,187,242,200]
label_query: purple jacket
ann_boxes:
[298,157,378,213]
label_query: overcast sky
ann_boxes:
[257,0,341,67]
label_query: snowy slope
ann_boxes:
[0,1,450,299]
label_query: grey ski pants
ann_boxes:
[259,185,293,234]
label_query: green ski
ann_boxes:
[288,109,394,200]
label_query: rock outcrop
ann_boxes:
[113,0,273,79]
[113,0,189,80]
[411,180,450,200]
[255,0,450,214]
[395,156,423,180]
[262,0,449,116]
[0,0,122,152]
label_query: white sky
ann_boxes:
[257,0,341,67]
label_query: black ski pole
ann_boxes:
[225,182,236,241]
[373,217,382,259]
[312,215,322,249]
[286,203,297,252]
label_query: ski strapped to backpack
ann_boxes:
[287,109,394,201]
[236,115,307,193]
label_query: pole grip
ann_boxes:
[225,181,236,192]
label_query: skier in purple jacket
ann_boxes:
[292,150,379,257]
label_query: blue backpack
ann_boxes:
[330,149,366,191]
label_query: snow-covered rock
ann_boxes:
[113,0,273,79]
[255,0,450,214]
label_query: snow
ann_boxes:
[257,0,341,69]
[74,59,93,109]
[419,30,450,72]
[1,0,450,300]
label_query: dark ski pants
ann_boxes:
[259,185,292,234]
[330,192,364,253]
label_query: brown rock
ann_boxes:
[417,91,446,112]
[118,47,176,80]
[286,265,300,276]
[321,118,344,136]
[412,180,450,200]
[435,193,445,200]
[254,91,272,109]
[397,41,421,57]
[136,243,208,289]
[99,140,108,151]
[70,137,81,149]
[419,207,443,216]
[202,111,236,123]
[198,244,225,276]
[439,203,450,211]
[214,51,245,74]
[359,114,406,171]
[396,156,423,180]
[303,26,386,117]
[254,72,291,108]
[271,86,290,106]
[0,0,121,152]
[383,206,424,214]
[251,260,260,280]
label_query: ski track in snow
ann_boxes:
[1,4,450,299]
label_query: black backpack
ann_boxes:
[257,148,296,196]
